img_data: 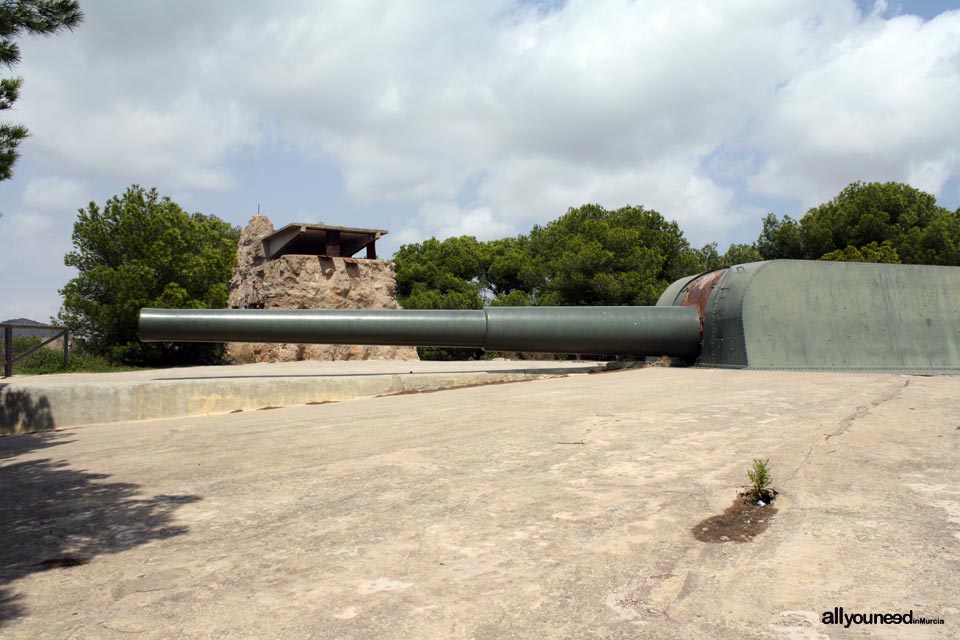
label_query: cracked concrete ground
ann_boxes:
[0,367,957,638]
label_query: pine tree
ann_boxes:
[1,0,82,181]
[58,185,241,366]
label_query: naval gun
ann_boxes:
[139,260,960,372]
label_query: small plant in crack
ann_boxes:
[747,458,775,503]
[692,459,780,543]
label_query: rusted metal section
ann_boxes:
[679,268,728,333]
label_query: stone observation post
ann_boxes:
[226,215,419,362]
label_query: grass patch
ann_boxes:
[4,336,147,375]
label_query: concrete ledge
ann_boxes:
[0,360,605,434]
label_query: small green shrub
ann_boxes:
[5,336,144,375]
[747,458,773,501]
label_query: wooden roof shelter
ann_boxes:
[261,223,388,260]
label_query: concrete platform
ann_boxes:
[0,360,606,434]
[0,367,956,638]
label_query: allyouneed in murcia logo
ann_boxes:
[821,607,944,628]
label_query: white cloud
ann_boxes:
[21,177,90,212]
[10,0,960,245]
[16,1,268,191]
[0,213,74,321]
[389,201,516,251]
[478,155,754,245]
[415,201,517,240]
[19,90,263,190]
[0,211,72,321]
[6,0,960,321]
[2,212,54,239]
[749,9,960,205]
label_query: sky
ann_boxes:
[2,0,960,322]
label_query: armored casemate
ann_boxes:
[140,261,960,373]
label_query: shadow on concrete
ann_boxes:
[0,432,200,627]
[0,386,55,434]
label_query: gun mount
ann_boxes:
[139,260,960,372]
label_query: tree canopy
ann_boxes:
[756,181,960,265]
[394,204,729,312]
[525,204,701,306]
[393,184,960,354]
[393,236,487,311]
[391,204,756,359]
[58,185,240,366]
[1,0,82,181]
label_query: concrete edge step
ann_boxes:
[0,367,601,435]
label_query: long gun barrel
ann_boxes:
[139,306,702,359]
[139,260,960,372]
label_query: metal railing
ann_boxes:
[1,323,70,378]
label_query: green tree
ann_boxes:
[392,236,489,359]
[391,204,716,358]
[58,185,240,366]
[820,240,900,263]
[482,236,531,301]
[525,204,697,306]
[722,243,763,265]
[691,242,723,272]
[757,182,960,265]
[1,0,82,181]
[756,213,803,259]
[680,242,765,273]
[394,204,708,311]
[392,236,486,311]
[801,181,956,263]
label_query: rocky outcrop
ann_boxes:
[226,216,418,363]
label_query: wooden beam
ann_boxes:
[325,229,341,257]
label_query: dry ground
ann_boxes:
[0,367,957,639]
